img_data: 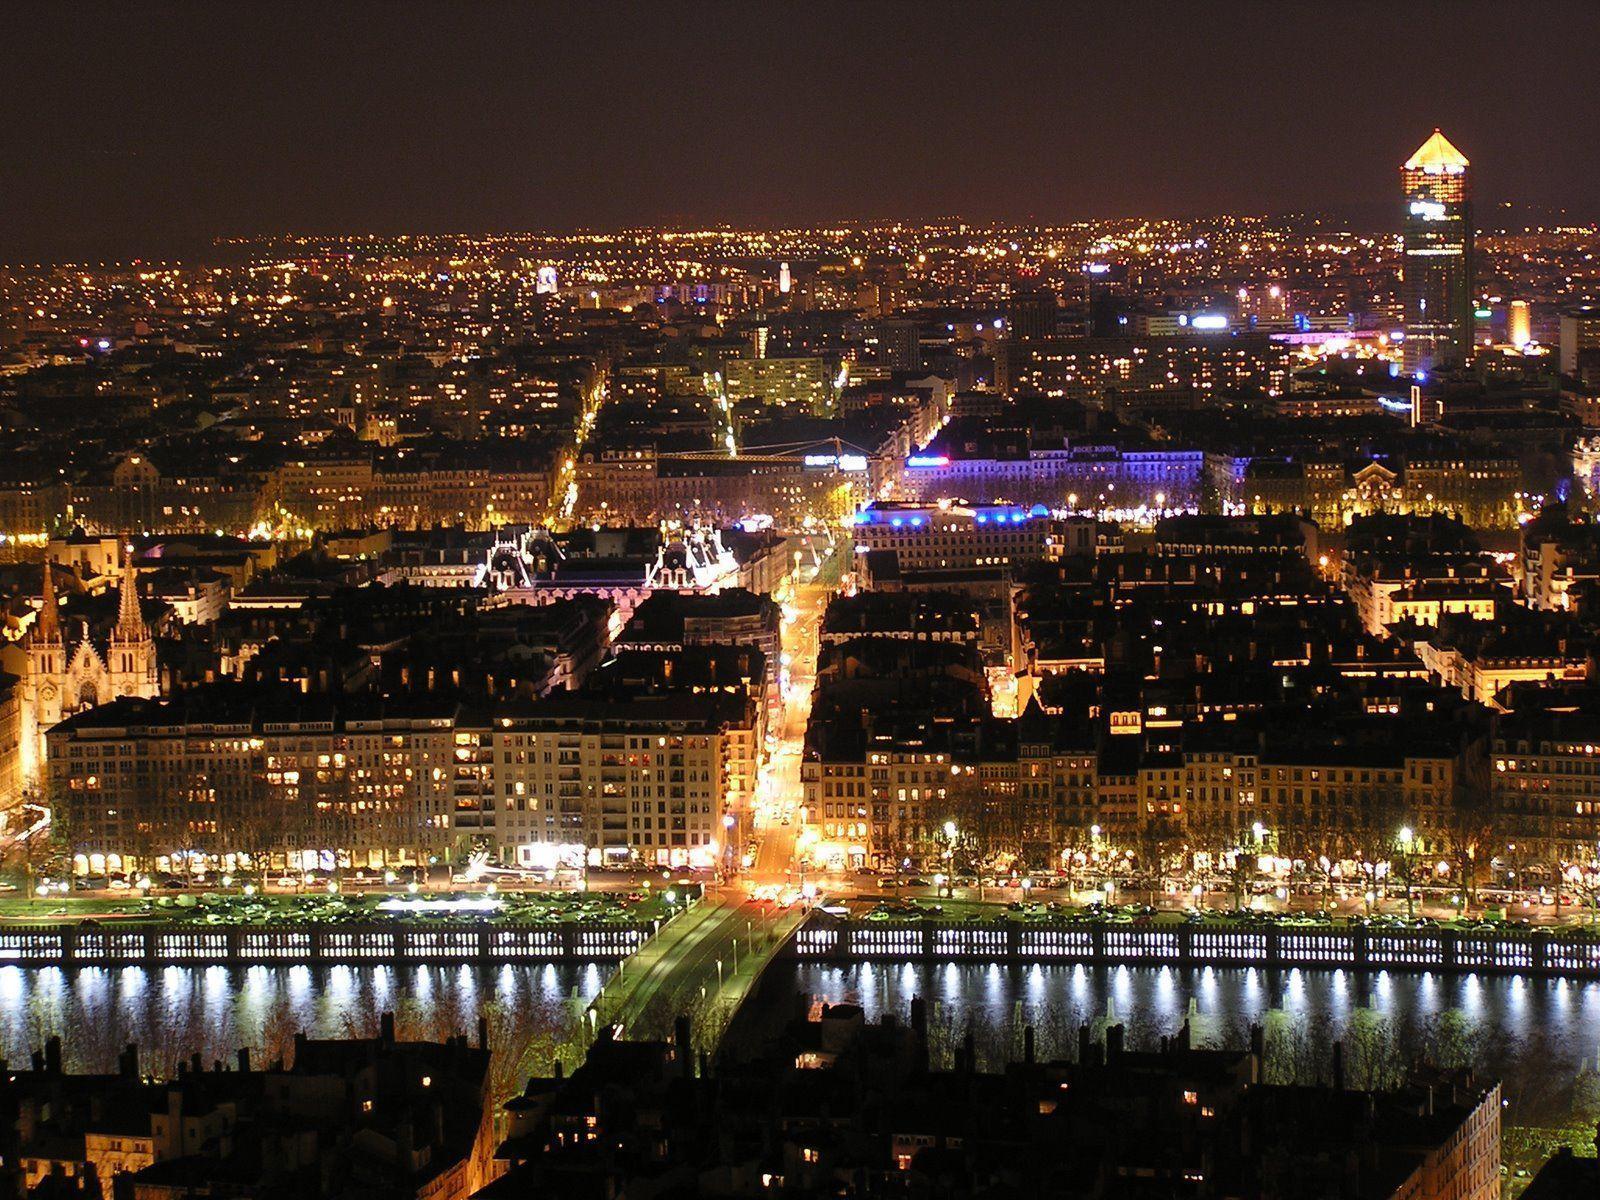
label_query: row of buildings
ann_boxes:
[0,1017,498,1200]
[803,509,1600,878]
[489,1000,1505,1200]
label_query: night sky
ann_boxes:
[5,1,1599,260]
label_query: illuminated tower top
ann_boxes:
[1403,129,1469,176]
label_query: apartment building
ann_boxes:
[46,686,756,875]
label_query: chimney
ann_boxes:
[237,1048,251,1074]
[674,1016,693,1079]
[1249,1024,1265,1061]
[294,1031,308,1065]
[1023,1026,1036,1065]
[396,1122,415,1171]
[1176,1020,1191,1052]
[45,1036,61,1074]
[120,1043,139,1078]
[1078,1023,1091,1064]
[29,1050,43,1072]
[553,1060,564,1080]
[477,1016,489,1051]
[1105,1024,1124,1060]
[1332,1040,1345,1091]
[962,1028,975,1073]
[190,1052,203,1077]
[380,1012,396,1046]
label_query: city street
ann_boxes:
[746,573,827,887]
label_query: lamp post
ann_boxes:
[1087,824,1102,904]
[1397,826,1417,920]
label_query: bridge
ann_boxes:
[567,894,806,1064]
[559,575,829,1067]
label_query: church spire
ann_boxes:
[36,559,60,642]
[115,557,145,642]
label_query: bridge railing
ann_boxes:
[792,917,1600,978]
[0,921,658,968]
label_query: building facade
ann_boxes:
[1401,130,1475,375]
[46,689,755,876]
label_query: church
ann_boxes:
[20,560,160,788]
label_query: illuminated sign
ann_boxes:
[1190,314,1229,331]
[1085,263,1112,275]
[906,455,949,468]
[535,265,559,294]
[803,453,867,471]
[1408,200,1447,221]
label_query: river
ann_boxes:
[0,961,1594,1166]
[0,962,611,1099]
[751,961,1600,1172]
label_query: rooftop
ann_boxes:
[1404,128,1469,174]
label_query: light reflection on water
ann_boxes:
[2,960,1596,1134]
[0,964,609,1081]
[778,962,1600,1130]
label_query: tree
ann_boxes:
[1058,824,1097,901]
[1392,827,1422,919]
[1281,806,1354,915]
[1443,777,1496,914]
[932,768,1026,899]
[1350,780,1408,913]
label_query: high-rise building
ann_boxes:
[1559,305,1600,375]
[1007,288,1058,341]
[1507,299,1531,349]
[1401,129,1474,377]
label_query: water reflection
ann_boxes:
[779,962,1600,1130]
[2,961,1595,1135]
[0,963,609,1088]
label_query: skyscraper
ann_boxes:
[1559,305,1600,376]
[1401,129,1474,377]
[1507,299,1531,349]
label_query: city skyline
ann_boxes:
[5,10,1600,1193]
[6,2,1600,260]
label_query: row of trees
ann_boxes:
[914,770,1600,917]
[21,762,454,880]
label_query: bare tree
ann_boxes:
[1443,778,1496,914]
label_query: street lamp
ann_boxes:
[1397,826,1418,919]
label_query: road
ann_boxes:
[576,553,833,1060]
[749,575,825,884]
[586,892,805,1050]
